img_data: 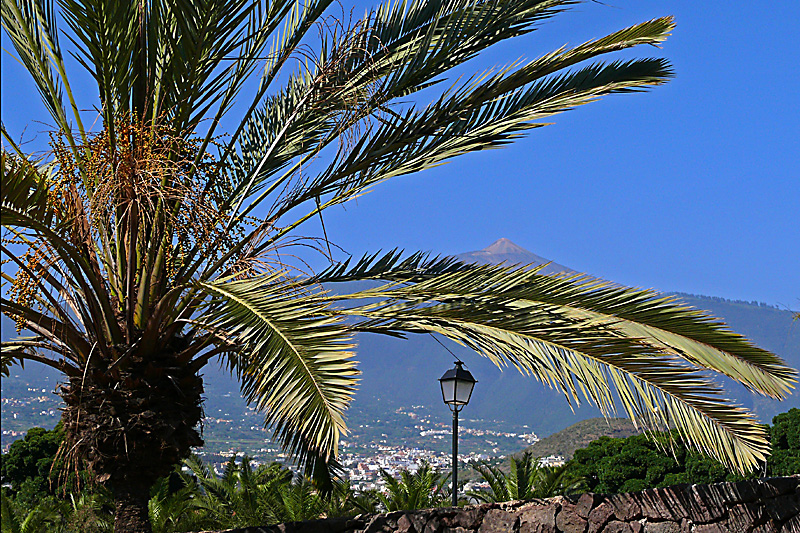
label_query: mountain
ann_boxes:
[2,240,798,441]
[457,238,576,276]
[519,417,641,461]
[347,239,799,436]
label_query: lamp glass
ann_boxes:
[455,380,474,405]
[440,378,456,405]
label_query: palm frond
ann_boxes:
[219,0,574,199]
[196,272,358,481]
[312,249,467,284]
[0,151,57,227]
[322,253,795,397]
[326,259,795,474]
[206,0,335,158]
[501,274,795,398]
[469,463,511,503]
[303,56,672,211]
[239,56,673,262]
[0,209,122,348]
[1,0,81,140]
[378,462,449,511]
[59,0,139,128]
[219,12,673,258]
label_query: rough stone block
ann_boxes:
[577,494,602,519]
[764,492,800,522]
[397,514,417,533]
[408,513,429,533]
[720,479,761,504]
[601,521,632,533]
[637,489,689,521]
[642,522,680,533]
[727,501,766,532]
[752,520,778,533]
[423,516,441,533]
[518,503,557,533]
[556,501,588,533]
[608,494,642,521]
[587,502,615,533]
[766,475,800,494]
[448,506,486,530]
[692,525,728,533]
[759,477,800,499]
[478,509,517,533]
[683,485,726,523]
[780,513,800,533]
[363,513,400,533]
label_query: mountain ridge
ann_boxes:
[519,417,641,461]
[351,239,799,436]
[456,238,576,276]
[2,240,797,440]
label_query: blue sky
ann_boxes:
[2,0,798,308]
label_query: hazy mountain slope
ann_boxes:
[348,240,799,436]
[457,238,576,276]
[3,240,797,440]
[519,417,640,460]
[667,293,799,424]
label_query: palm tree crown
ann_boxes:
[1,0,796,531]
[469,451,584,503]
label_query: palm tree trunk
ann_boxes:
[59,347,205,533]
[113,481,152,533]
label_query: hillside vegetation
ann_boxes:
[518,418,641,461]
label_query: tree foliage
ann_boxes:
[562,409,800,494]
[564,432,740,494]
[767,408,800,476]
[0,424,66,508]
[1,433,377,532]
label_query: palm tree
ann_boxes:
[67,491,115,533]
[533,464,585,498]
[181,453,371,526]
[1,493,67,533]
[1,0,796,531]
[324,480,379,518]
[177,454,293,528]
[377,462,450,511]
[469,452,582,503]
[266,477,329,523]
[147,475,205,533]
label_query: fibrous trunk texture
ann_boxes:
[60,348,204,533]
[113,480,153,533]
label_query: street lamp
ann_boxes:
[439,361,476,507]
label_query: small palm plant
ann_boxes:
[469,451,583,503]
[533,464,586,498]
[0,493,67,533]
[378,462,451,511]
[179,454,293,529]
[67,491,115,533]
[147,476,205,533]
[265,477,328,524]
[324,480,379,518]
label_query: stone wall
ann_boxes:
[207,475,800,533]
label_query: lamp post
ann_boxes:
[439,361,476,507]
